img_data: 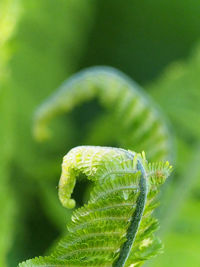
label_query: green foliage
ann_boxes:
[0,0,95,265]
[1,1,200,266]
[0,89,16,267]
[0,1,21,264]
[19,146,172,266]
[145,43,200,267]
[148,44,200,141]
[33,66,173,162]
[17,66,173,266]
[9,0,95,180]
[0,0,21,80]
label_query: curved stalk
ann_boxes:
[114,160,148,267]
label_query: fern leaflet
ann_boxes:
[33,66,173,162]
[19,146,172,267]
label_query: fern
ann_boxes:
[30,66,174,235]
[33,66,173,162]
[17,67,173,266]
[19,146,172,266]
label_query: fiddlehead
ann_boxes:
[19,146,172,267]
[19,67,173,266]
[33,66,173,162]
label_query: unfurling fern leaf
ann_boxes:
[19,146,172,267]
[33,66,173,162]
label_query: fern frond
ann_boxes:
[33,67,173,162]
[19,146,172,267]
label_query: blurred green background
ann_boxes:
[0,0,200,266]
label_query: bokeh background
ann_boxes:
[1,0,200,266]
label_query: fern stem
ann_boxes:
[114,160,148,267]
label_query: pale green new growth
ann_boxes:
[19,146,172,267]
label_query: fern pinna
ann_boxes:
[19,67,173,266]
[33,67,173,162]
[19,146,172,267]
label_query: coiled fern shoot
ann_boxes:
[20,146,172,266]
[33,67,173,162]
[19,67,173,266]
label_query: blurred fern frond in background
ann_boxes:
[33,66,173,162]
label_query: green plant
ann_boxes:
[1,2,200,266]
[33,66,173,162]
[19,67,172,266]
[19,146,172,266]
